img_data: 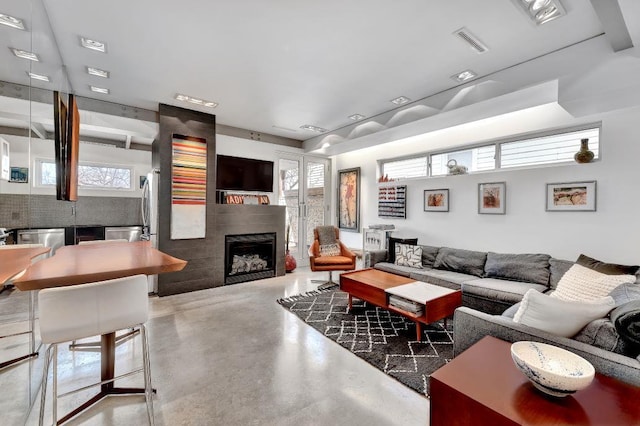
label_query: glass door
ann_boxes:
[277,154,329,266]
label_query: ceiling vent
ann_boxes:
[453,28,489,54]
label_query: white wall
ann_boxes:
[215,134,304,203]
[0,135,151,198]
[335,105,640,265]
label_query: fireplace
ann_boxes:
[224,232,276,284]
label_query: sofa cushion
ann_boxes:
[313,255,353,266]
[463,278,547,305]
[388,237,418,264]
[549,258,573,290]
[513,289,615,337]
[410,269,475,286]
[374,262,416,278]
[394,244,423,268]
[577,254,640,276]
[552,264,636,302]
[484,252,551,286]
[419,245,440,269]
[433,247,487,277]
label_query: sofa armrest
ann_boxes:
[453,306,640,387]
[368,249,388,266]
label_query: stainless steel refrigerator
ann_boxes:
[141,167,160,293]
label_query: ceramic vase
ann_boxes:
[285,250,297,272]
[574,138,594,164]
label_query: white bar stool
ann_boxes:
[38,274,154,425]
[69,239,136,350]
[0,243,49,369]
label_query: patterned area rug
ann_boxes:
[277,288,454,396]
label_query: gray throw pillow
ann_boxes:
[420,245,440,269]
[513,289,615,337]
[609,283,640,307]
[549,258,574,290]
[433,247,487,277]
[484,252,551,285]
[577,254,640,276]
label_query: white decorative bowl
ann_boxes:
[511,341,595,397]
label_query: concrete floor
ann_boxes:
[2,266,429,426]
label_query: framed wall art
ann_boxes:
[171,134,208,239]
[546,181,596,212]
[9,167,28,183]
[478,182,506,215]
[424,189,449,212]
[338,167,360,232]
[378,185,407,218]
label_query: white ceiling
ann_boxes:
[0,0,639,152]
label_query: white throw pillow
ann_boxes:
[514,289,615,337]
[552,264,636,302]
[319,243,341,257]
[394,244,423,268]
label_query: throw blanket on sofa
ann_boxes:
[611,300,640,346]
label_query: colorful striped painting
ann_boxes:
[171,134,207,239]
[172,136,207,205]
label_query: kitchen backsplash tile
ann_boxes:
[0,195,141,229]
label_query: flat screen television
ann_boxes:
[216,155,274,192]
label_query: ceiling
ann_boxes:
[0,0,639,153]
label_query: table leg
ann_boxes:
[348,294,353,311]
[101,332,116,392]
[416,322,422,342]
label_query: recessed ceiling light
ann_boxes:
[90,85,110,94]
[451,69,477,82]
[300,124,327,133]
[512,0,565,25]
[349,114,366,121]
[87,66,109,78]
[11,48,39,61]
[80,37,107,52]
[0,13,25,30]
[390,96,410,105]
[174,93,218,108]
[26,72,50,82]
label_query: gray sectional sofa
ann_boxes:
[368,245,640,386]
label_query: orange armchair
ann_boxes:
[309,226,356,290]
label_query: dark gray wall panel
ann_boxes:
[157,104,217,296]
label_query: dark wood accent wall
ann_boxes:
[157,104,217,296]
[213,205,286,286]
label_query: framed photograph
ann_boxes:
[546,181,596,212]
[424,189,449,212]
[338,167,360,232]
[9,166,28,183]
[478,182,506,214]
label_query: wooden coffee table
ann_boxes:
[430,336,640,425]
[339,268,462,341]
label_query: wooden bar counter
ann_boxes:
[11,240,186,424]
[0,246,51,285]
[13,240,186,290]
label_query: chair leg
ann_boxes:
[139,324,155,426]
[52,344,58,425]
[316,271,339,290]
[39,345,53,426]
